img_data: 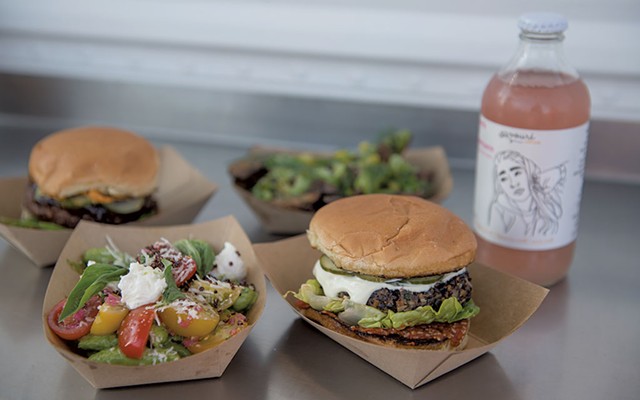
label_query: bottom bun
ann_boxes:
[298,306,469,351]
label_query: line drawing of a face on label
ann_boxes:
[488,150,566,237]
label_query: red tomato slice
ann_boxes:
[47,296,102,341]
[173,257,197,286]
[118,304,155,359]
[294,299,310,309]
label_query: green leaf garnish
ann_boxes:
[59,263,127,322]
[161,259,186,303]
[174,239,215,277]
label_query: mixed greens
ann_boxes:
[232,130,434,211]
[47,237,258,365]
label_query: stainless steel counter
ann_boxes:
[1,134,639,400]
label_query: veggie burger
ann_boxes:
[292,194,480,350]
[23,126,159,228]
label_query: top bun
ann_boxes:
[307,194,476,278]
[29,126,159,199]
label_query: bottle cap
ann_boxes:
[518,12,568,34]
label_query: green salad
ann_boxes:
[46,237,258,365]
[232,130,435,211]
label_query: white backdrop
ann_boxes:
[0,0,638,121]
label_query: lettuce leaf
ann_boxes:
[289,279,480,328]
[290,279,335,310]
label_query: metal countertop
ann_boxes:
[1,134,639,400]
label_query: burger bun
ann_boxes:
[307,194,476,278]
[29,126,159,199]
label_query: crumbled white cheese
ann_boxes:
[211,242,246,281]
[118,262,167,309]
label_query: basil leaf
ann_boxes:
[161,259,186,303]
[82,247,116,265]
[174,239,215,277]
[190,240,215,276]
[59,263,127,322]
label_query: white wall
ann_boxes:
[0,0,638,121]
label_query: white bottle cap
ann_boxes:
[518,12,568,34]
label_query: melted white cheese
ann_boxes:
[118,262,167,309]
[312,260,466,305]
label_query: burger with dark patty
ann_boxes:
[290,193,480,350]
[22,126,159,229]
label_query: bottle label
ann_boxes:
[473,116,589,251]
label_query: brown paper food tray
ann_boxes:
[42,216,266,389]
[0,146,217,268]
[254,235,548,389]
[229,146,453,235]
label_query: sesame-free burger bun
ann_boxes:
[29,126,159,199]
[307,194,476,278]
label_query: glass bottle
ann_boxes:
[472,12,590,286]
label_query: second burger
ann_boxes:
[290,193,480,350]
[23,126,160,229]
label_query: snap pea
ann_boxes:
[232,286,258,312]
[164,342,191,358]
[88,347,140,365]
[149,324,170,348]
[77,334,118,351]
[88,347,181,365]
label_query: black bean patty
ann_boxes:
[23,182,158,229]
[366,271,472,312]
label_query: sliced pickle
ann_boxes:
[356,273,390,283]
[319,254,443,285]
[104,198,145,214]
[320,255,392,282]
[319,255,352,276]
[403,275,444,285]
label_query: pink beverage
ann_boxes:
[473,13,591,286]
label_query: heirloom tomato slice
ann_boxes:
[118,304,155,359]
[47,296,102,341]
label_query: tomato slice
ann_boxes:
[294,299,310,309]
[118,304,155,359]
[173,257,197,286]
[158,301,220,338]
[47,296,102,341]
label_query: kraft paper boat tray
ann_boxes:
[42,217,266,389]
[254,235,548,389]
[228,146,453,235]
[0,146,217,267]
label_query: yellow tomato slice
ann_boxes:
[186,313,248,354]
[158,301,220,338]
[186,331,228,354]
[90,303,129,336]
